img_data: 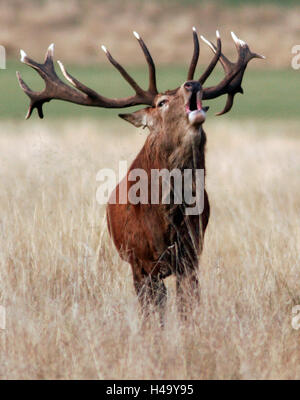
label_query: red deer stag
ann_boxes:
[17,29,264,323]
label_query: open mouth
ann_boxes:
[185,91,202,114]
[185,90,206,126]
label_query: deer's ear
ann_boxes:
[119,108,152,128]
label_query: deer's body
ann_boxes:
[18,28,264,322]
[107,129,210,275]
[107,112,210,316]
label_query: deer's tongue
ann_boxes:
[185,91,205,125]
[188,109,206,125]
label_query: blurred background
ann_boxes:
[1,0,299,120]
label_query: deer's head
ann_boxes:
[17,29,264,134]
[119,80,207,137]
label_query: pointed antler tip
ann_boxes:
[57,60,74,85]
[200,35,208,44]
[101,45,107,53]
[25,106,33,120]
[20,49,27,62]
[192,26,197,32]
[216,30,220,38]
[231,31,237,40]
[200,35,216,53]
[48,43,55,52]
[231,31,246,46]
[133,31,140,40]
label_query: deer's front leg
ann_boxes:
[133,270,167,326]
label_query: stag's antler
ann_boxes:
[202,31,263,115]
[187,28,264,115]
[18,29,264,118]
[17,33,158,119]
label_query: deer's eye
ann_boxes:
[157,99,167,108]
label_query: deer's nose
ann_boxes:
[184,81,201,92]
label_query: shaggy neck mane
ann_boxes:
[142,126,207,172]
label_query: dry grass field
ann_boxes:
[0,118,299,379]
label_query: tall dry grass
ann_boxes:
[0,118,299,379]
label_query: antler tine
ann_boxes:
[202,31,265,115]
[57,60,104,100]
[16,70,42,119]
[101,44,145,96]
[133,31,158,95]
[218,93,234,116]
[44,43,55,66]
[187,27,200,81]
[199,30,221,84]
